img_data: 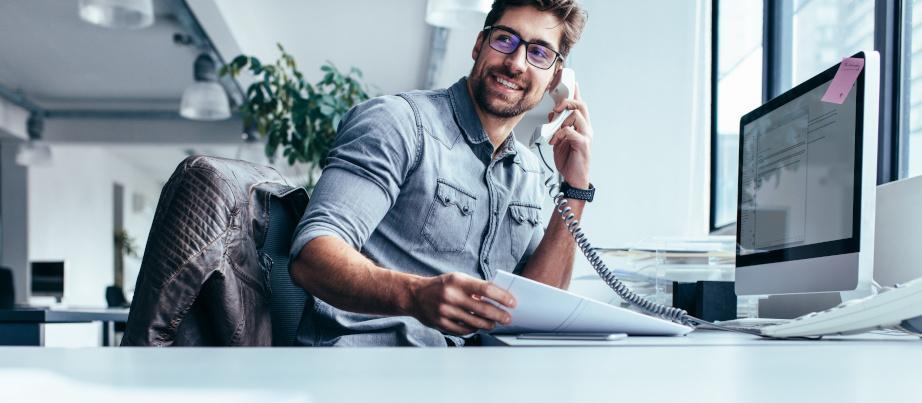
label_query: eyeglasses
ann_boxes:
[482,25,562,70]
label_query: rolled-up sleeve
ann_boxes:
[289,95,420,260]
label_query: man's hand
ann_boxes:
[547,82,592,188]
[408,272,517,335]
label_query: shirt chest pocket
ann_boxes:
[508,203,541,260]
[422,180,476,253]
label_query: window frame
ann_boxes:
[709,0,905,234]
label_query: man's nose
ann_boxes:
[503,44,528,74]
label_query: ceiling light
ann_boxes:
[16,113,52,167]
[78,0,155,30]
[425,0,491,29]
[180,53,231,121]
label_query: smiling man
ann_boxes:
[289,0,591,346]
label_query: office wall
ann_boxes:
[28,146,160,306]
[567,0,711,254]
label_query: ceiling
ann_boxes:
[0,0,200,107]
[0,0,536,183]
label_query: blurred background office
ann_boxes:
[0,0,916,344]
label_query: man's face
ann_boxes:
[469,6,564,118]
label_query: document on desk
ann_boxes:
[489,270,693,336]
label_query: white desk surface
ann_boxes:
[1,331,921,403]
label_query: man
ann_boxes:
[289,0,591,346]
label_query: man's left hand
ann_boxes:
[547,82,592,189]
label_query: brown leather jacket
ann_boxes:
[122,156,307,346]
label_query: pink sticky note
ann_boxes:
[821,57,865,104]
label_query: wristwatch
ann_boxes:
[559,181,595,202]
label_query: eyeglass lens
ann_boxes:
[488,28,557,69]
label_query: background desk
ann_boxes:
[1,331,921,402]
[0,307,128,346]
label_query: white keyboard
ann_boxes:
[762,277,922,338]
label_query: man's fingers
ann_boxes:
[439,317,476,335]
[559,110,590,138]
[553,98,586,114]
[471,280,516,308]
[459,295,512,325]
[442,305,497,331]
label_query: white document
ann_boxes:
[490,270,692,336]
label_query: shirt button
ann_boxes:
[493,208,498,215]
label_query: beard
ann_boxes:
[470,66,543,118]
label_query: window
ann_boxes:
[711,0,763,231]
[789,0,875,91]
[709,0,891,233]
[906,0,922,176]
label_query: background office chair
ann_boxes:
[122,156,309,346]
[0,266,14,309]
[105,285,130,308]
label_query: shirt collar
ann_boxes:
[449,77,490,145]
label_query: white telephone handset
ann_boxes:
[530,68,577,145]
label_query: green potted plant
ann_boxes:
[221,44,376,188]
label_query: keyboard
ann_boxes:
[762,277,922,338]
[715,318,790,332]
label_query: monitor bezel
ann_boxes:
[735,51,866,268]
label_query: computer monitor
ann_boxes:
[735,50,879,297]
[31,261,64,302]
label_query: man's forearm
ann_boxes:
[519,199,586,289]
[291,235,420,316]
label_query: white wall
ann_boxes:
[28,146,160,306]
[567,0,711,250]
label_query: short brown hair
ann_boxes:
[483,0,588,59]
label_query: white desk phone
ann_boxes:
[493,67,922,339]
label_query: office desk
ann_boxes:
[0,307,129,346]
[0,331,920,403]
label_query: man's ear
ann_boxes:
[472,31,485,61]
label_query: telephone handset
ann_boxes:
[530,68,577,146]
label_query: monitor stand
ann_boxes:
[757,286,874,319]
[758,292,841,319]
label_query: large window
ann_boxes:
[906,0,922,176]
[709,0,902,233]
[789,0,875,90]
[711,0,763,231]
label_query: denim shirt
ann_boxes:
[289,77,547,346]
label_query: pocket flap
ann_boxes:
[509,203,541,226]
[435,181,475,216]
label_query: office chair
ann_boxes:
[0,266,14,309]
[105,285,130,308]
[122,156,309,346]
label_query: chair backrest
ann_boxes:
[106,285,128,308]
[263,193,311,346]
[124,156,308,346]
[0,267,14,309]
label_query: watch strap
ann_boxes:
[560,182,595,202]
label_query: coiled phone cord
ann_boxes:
[550,190,696,326]
[535,145,764,334]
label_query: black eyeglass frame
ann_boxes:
[481,25,563,70]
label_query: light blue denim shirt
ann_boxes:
[290,77,547,346]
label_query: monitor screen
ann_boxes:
[737,58,863,268]
[31,261,64,297]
